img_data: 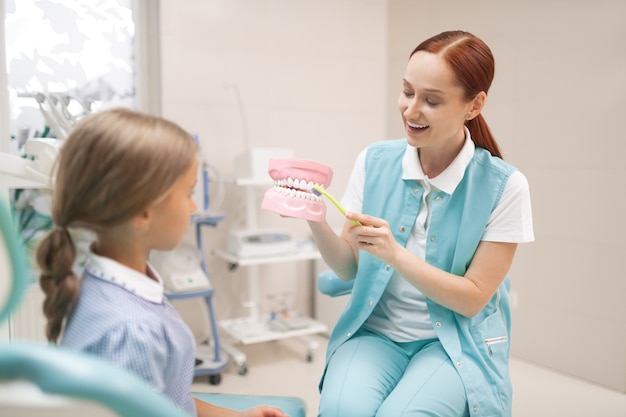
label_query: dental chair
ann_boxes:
[317,269,354,298]
[0,196,306,417]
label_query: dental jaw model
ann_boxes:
[261,158,333,222]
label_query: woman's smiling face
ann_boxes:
[398,51,475,151]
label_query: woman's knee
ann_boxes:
[318,391,382,417]
[318,332,407,417]
[375,341,468,417]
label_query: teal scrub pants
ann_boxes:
[318,329,469,417]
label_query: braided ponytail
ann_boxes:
[36,227,79,343]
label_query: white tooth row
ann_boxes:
[275,177,317,191]
[273,178,323,201]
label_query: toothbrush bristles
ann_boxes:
[311,184,324,196]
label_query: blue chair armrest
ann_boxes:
[0,342,191,417]
[193,393,306,417]
[317,269,354,297]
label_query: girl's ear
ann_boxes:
[466,91,486,121]
[132,208,151,230]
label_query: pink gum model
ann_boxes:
[261,157,333,222]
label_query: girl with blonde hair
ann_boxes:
[37,108,287,417]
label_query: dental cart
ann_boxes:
[213,178,328,374]
[164,214,229,385]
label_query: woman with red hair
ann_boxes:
[308,31,534,417]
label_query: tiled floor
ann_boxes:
[191,334,626,417]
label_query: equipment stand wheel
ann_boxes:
[237,363,248,376]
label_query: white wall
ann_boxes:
[159,0,387,321]
[387,0,626,393]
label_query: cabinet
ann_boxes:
[213,178,327,373]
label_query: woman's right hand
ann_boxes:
[345,212,403,265]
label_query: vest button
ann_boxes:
[435,195,442,201]
[430,236,436,242]
[385,265,391,271]
[413,189,419,195]
[435,322,441,327]
[367,300,373,307]
[399,226,405,232]
[473,407,478,413]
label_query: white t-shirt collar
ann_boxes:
[84,250,165,303]
[402,126,475,195]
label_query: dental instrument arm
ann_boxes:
[0,139,61,189]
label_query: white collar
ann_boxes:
[84,250,165,303]
[402,126,475,195]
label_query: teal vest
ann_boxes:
[325,139,516,417]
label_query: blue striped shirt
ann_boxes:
[61,252,196,415]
